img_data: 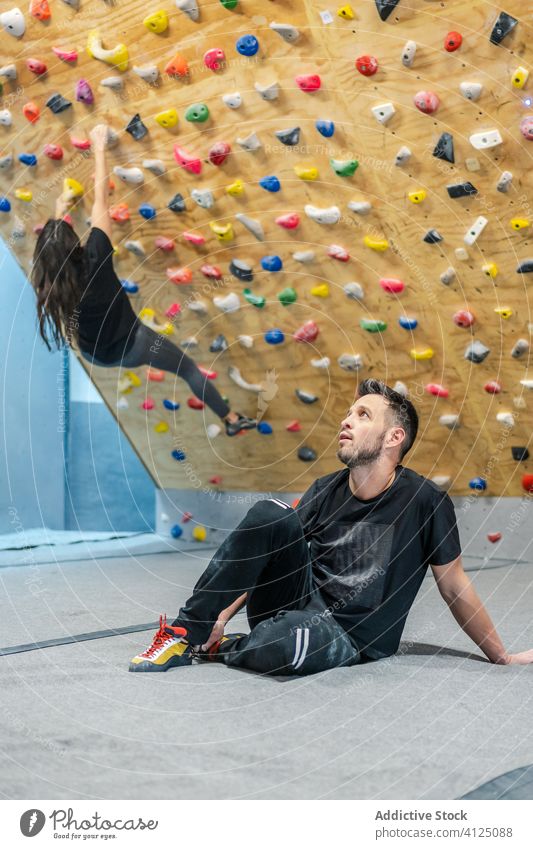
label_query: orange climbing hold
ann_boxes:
[165,54,189,77]
[23,102,40,123]
[167,267,193,284]
[30,0,51,21]
[109,203,130,222]
[147,368,165,382]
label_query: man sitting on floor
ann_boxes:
[130,378,533,674]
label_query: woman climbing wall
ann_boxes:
[30,123,257,438]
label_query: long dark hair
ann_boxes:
[30,218,86,351]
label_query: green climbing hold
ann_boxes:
[243,288,266,308]
[185,103,210,123]
[278,287,297,306]
[220,0,238,8]
[330,158,359,177]
[360,318,387,333]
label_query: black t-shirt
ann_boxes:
[76,227,138,361]
[296,465,462,659]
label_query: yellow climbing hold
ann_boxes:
[15,188,32,202]
[363,235,389,251]
[494,307,513,319]
[86,30,129,72]
[410,347,434,361]
[408,190,426,203]
[63,177,84,200]
[311,283,330,297]
[510,217,530,230]
[511,66,529,89]
[294,165,319,181]
[155,108,178,129]
[210,221,234,241]
[143,10,169,34]
[154,421,170,433]
[482,261,498,278]
[226,178,244,197]
[337,4,354,18]
[192,526,207,542]
[138,308,174,336]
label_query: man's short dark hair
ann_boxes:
[356,378,419,460]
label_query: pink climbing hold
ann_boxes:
[208,141,231,166]
[201,264,223,279]
[71,136,91,150]
[413,91,440,114]
[328,244,350,262]
[293,320,319,343]
[52,46,78,63]
[425,383,449,398]
[147,368,165,382]
[182,231,206,245]
[173,145,202,174]
[142,398,155,410]
[155,236,175,252]
[26,58,47,75]
[204,48,225,72]
[355,55,378,76]
[198,366,217,379]
[275,213,300,229]
[453,309,475,328]
[295,74,321,92]
[379,277,405,294]
[519,116,533,141]
[43,143,63,160]
[182,511,193,523]
[165,303,181,318]
[286,420,301,432]
[484,380,502,394]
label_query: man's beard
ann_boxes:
[336,430,387,470]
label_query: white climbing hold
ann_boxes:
[371,102,395,125]
[393,381,409,397]
[228,366,263,393]
[431,475,451,489]
[191,188,214,209]
[133,65,159,84]
[236,131,262,151]
[0,64,17,79]
[143,159,166,175]
[235,213,264,241]
[519,379,533,389]
[188,300,208,314]
[497,171,513,192]
[305,204,341,225]
[464,216,488,245]
[207,424,221,438]
[238,335,254,348]
[439,414,460,429]
[213,292,241,313]
[270,21,301,42]
[117,397,129,409]
[311,357,331,369]
[175,0,199,21]
[12,215,25,239]
[293,250,315,263]
[344,282,364,300]
[512,339,529,358]
[181,336,199,348]
[0,7,25,38]
[496,412,515,427]
[347,200,372,215]
[401,40,417,67]
[0,110,13,126]
[113,165,144,184]
[394,146,411,166]
[255,81,279,100]
[338,353,363,371]
[222,91,242,109]
[455,247,469,261]
[440,267,456,285]
[465,157,480,172]
[469,129,502,150]
[100,76,123,90]
[0,153,13,169]
[124,240,145,257]
[460,81,483,101]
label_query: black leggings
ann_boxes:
[173,499,360,676]
[80,323,230,419]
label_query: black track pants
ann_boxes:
[173,499,360,676]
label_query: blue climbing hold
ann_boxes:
[0,197,11,212]
[257,422,273,434]
[172,449,186,461]
[469,476,487,491]
[170,524,183,539]
[398,316,418,330]
[259,175,281,192]
[261,255,283,272]
[121,278,139,294]
[164,399,180,411]
[236,34,259,56]
[265,328,285,345]
[19,153,37,166]
[139,203,157,220]
[316,119,335,137]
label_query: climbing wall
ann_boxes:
[1,0,532,495]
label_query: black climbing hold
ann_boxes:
[489,11,518,46]
[229,259,253,282]
[126,113,149,140]
[516,259,533,274]
[511,446,529,461]
[298,446,317,462]
[375,0,401,22]
[46,93,72,114]
[167,193,187,213]
[423,229,443,244]
[433,132,454,163]
[274,127,301,146]
[447,181,478,199]
[209,334,228,353]
[295,389,318,404]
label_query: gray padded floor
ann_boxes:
[0,552,531,800]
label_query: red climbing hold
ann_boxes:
[293,320,319,343]
[444,31,462,52]
[209,475,222,485]
[521,474,533,493]
[379,277,405,294]
[275,213,300,229]
[26,58,47,75]
[188,397,205,410]
[453,309,475,328]
[355,55,378,76]
[167,266,193,284]
[201,264,223,279]
[43,143,63,160]
[487,532,502,543]
[413,91,440,114]
[208,141,231,166]
[204,48,225,72]
[71,136,91,150]
[155,236,175,252]
[295,74,321,92]
[198,366,217,379]
[286,420,301,432]
[182,511,193,522]
[484,380,502,394]
[425,383,449,398]
[328,244,350,261]
[142,398,155,410]
[165,303,181,318]
[173,145,202,174]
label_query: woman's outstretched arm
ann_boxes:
[88,124,113,242]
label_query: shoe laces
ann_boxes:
[141,614,181,659]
